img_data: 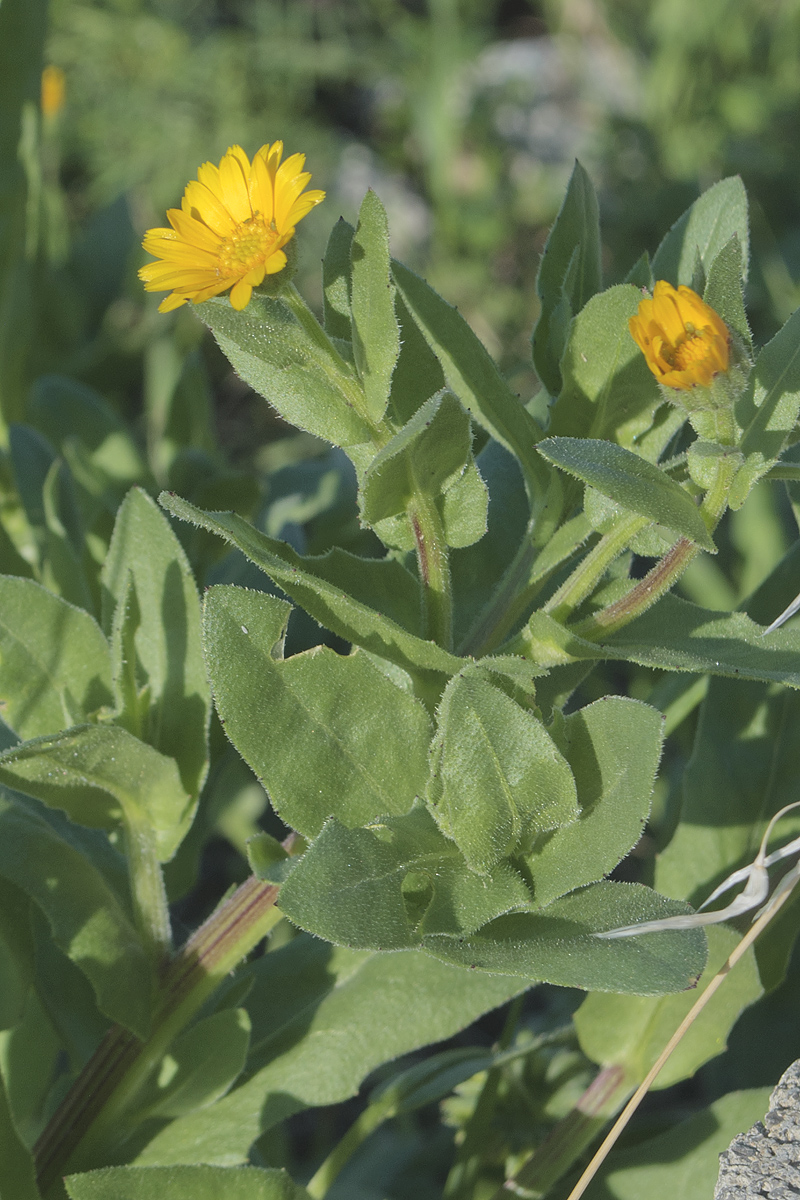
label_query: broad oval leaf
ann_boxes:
[203,587,433,837]
[64,1165,311,1200]
[651,176,749,288]
[428,671,578,873]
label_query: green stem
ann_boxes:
[543,513,649,624]
[34,877,282,1195]
[574,452,738,641]
[488,1065,631,1200]
[124,811,172,968]
[408,480,453,650]
[282,284,391,448]
[306,1096,395,1199]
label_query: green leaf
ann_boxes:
[528,697,663,907]
[392,259,545,497]
[597,1088,771,1200]
[523,596,800,688]
[0,576,112,738]
[65,1166,311,1200]
[133,937,522,1164]
[322,218,354,342]
[160,492,462,676]
[135,1008,251,1120]
[0,1069,39,1200]
[0,724,193,861]
[203,587,432,838]
[0,790,151,1036]
[102,488,210,800]
[196,294,372,449]
[278,803,532,949]
[350,191,400,422]
[575,926,762,1091]
[427,669,578,873]
[733,306,800,501]
[533,161,602,397]
[29,375,148,480]
[651,176,749,288]
[703,234,752,350]
[362,389,472,523]
[538,437,717,551]
[423,881,707,994]
[389,292,447,425]
[548,285,662,446]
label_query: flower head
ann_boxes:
[139,143,325,313]
[629,281,729,390]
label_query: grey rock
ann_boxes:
[715,1059,800,1198]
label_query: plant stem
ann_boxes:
[488,1064,631,1200]
[408,478,453,650]
[574,452,738,641]
[543,513,648,624]
[34,876,282,1195]
[124,811,172,969]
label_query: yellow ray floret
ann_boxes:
[629,281,730,390]
[139,142,325,313]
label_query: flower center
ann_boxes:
[217,216,279,278]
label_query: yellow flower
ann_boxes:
[629,281,729,390]
[41,65,66,118]
[139,143,325,313]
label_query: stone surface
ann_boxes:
[715,1059,800,1198]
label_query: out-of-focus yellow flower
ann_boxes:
[629,281,729,390]
[41,65,66,118]
[139,143,325,313]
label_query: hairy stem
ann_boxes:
[35,876,282,1195]
[408,480,453,650]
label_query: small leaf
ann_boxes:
[160,492,463,676]
[533,161,602,396]
[0,576,112,739]
[0,724,193,861]
[322,218,354,342]
[196,294,373,449]
[203,587,433,838]
[278,804,531,950]
[651,176,749,287]
[102,488,210,802]
[548,285,661,446]
[350,191,400,422]
[392,259,546,497]
[528,697,663,906]
[428,670,578,873]
[522,596,800,689]
[423,881,707,994]
[538,437,717,551]
[733,306,800,498]
[703,234,752,350]
[0,790,151,1036]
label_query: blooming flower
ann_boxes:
[629,281,729,390]
[139,143,325,313]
